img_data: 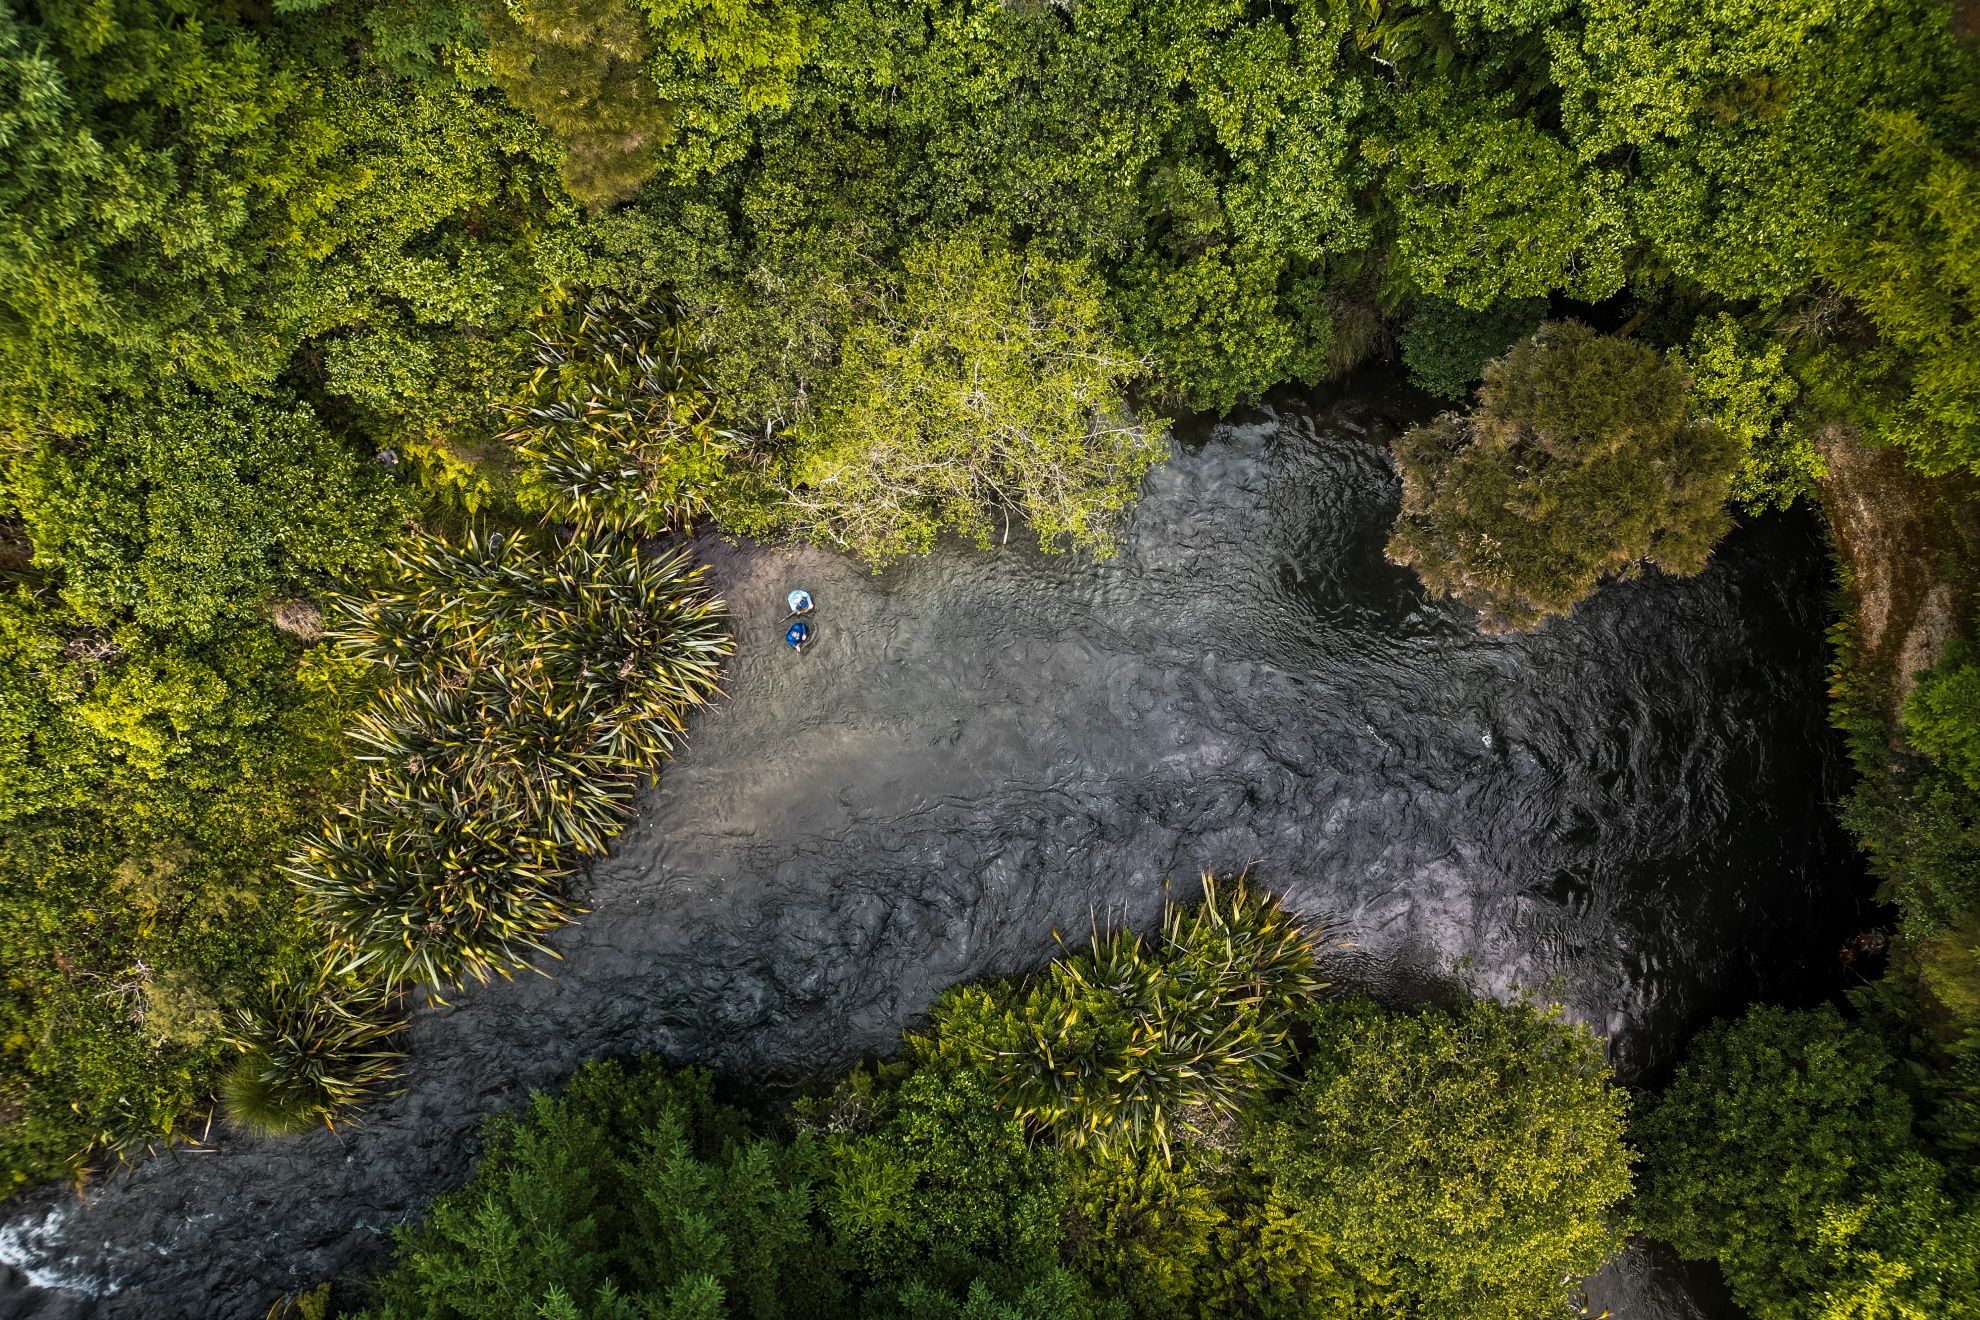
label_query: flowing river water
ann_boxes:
[1,375,1870,1319]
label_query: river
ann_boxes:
[0,374,1869,1318]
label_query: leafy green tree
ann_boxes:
[1378,99,1625,310]
[1635,1003,1980,1320]
[638,0,818,180]
[6,392,414,638]
[1550,0,1971,304]
[1120,245,1330,415]
[1398,296,1547,400]
[1677,313,1822,513]
[802,1062,1096,1317]
[787,233,1166,566]
[1813,108,1980,476]
[1259,994,1633,1320]
[363,1058,839,1320]
[1387,320,1738,632]
[483,0,674,206]
[0,0,324,424]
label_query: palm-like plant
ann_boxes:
[522,534,731,766]
[333,527,730,849]
[987,874,1325,1161]
[289,800,574,990]
[348,674,642,856]
[258,299,737,1134]
[331,530,527,678]
[502,294,736,535]
[220,967,405,1137]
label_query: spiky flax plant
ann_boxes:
[220,967,404,1137]
[502,293,736,534]
[989,873,1325,1160]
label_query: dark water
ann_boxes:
[0,377,1866,1318]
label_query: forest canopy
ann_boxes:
[1,0,1978,1256]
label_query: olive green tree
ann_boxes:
[786,233,1168,567]
[1387,321,1739,632]
[1259,995,1633,1320]
[482,0,674,205]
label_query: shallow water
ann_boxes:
[1,376,1866,1318]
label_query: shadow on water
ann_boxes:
[1,375,1867,1318]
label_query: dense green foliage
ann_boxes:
[1636,1004,1980,1320]
[939,877,1321,1158]
[1398,298,1547,401]
[2,0,1977,1214]
[505,296,737,534]
[1264,995,1632,1320]
[298,527,729,989]
[1388,321,1740,631]
[779,235,1165,566]
[357,891,1633,1319]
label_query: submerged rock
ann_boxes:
[0,378,1861,1318]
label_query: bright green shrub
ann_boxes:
[788,233,1166,567]
[1058,1147,1222,1318]
[1844,641,1980,938]
[637,0,818,181]
[1388,321,1739,632]
[7,393,413,638]
[1260,994,1633,1320]
[0,591,93,820]
[1634,1003,1980,1320]
[1678,314,1823,513]
[0,627,368,1187]
[1398,297,1548,401]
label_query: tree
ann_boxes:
[1634,1004,1980,1320]
[1398,296,1547,401]
[6,391,413,638]
[1259,995,1633,1320]
[482,0,674,206]
[1386,320,1738,632]
[1677,313,1821,513]
[1813,109,1980,476]
[362,1058,839,1319]
[1549,0,1970,304]
[786,233,1167,567]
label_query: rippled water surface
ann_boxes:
[2,378,1866,1318]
